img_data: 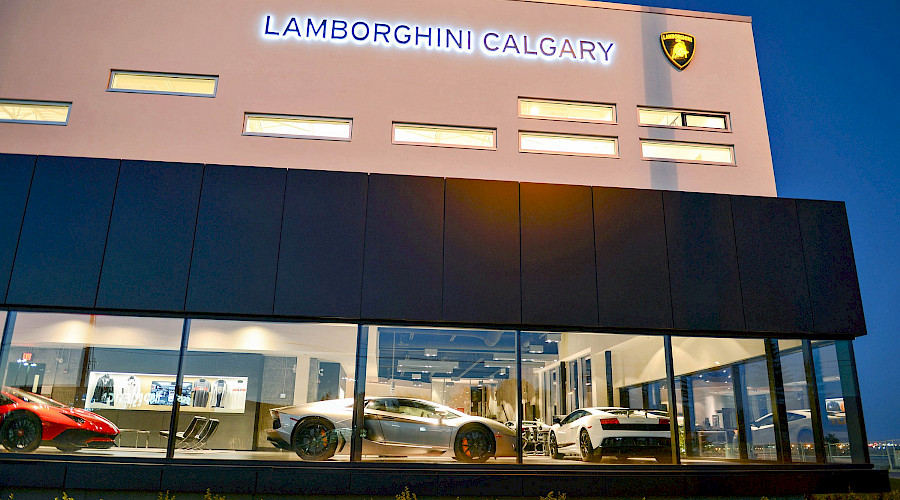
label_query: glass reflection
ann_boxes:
[176,320,358,461]
[0,313,182,456]
[813,341,852,463]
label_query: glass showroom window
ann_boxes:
[174,320,357,461]
[671,337,773,463]
[521,332,671,465]
[359,326,518,464]
[0,312,183,456]
[777,340,818,462]
[811,341,857,463]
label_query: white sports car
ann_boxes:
[267,396,517,462]
[548,407,673,463]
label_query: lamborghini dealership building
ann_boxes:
[0,0,888,497]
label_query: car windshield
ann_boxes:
[4,387,67,408]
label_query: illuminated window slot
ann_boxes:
[518,98,615,124]
[638,107,728,130]
[641,140,734,165]
[0,100,71,125]
[243,114,352,141]
[519,132,617,157]
[393,123,496,150]
[108,71,218,97]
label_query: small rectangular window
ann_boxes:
[393,123,496,150]
[108,71,218,97]
[518,98,615,124]
[519,132,617,157]
[638,107,729,130]
[640,140,734,165]
[243,114,352,141]
[0,100,70,125]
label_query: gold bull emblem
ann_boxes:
[660,32,695,70]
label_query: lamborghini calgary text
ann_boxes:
[261,15,615,64]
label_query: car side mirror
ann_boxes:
[552,417,561,425]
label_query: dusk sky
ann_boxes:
[610,0,899,439]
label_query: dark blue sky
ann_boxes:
[609,0,899,439]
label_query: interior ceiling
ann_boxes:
[376,327,559,383]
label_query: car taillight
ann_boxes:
[63,413,85,424]
[659,418,670,425]
[599,418,619,426]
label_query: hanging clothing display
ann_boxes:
[119,375,142,407]
[192,378,211,407]
[212,379,227,408]
[91,374,115,405]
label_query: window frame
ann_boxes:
[106,70,219,97]
[242,113,353,142]
[0,99,72,126]
[637,106,730,132]
[519,131,619,158]
[518,97,617,125]
[640,139,736,166]
[392,122,497,150]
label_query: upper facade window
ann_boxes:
[392,123,496,150]
[243,114,352,141]
[518,98,616,124]
[107,71,218,97]
[641,139,734,165]
[0,100,71,125]
[638,107,729,131]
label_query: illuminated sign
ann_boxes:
[262,15,615,65]
[660,32,695,70]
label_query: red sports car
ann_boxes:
[0,387,119,452]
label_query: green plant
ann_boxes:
[157,491,175,500]
[396,486,417,500]
[202,488,225,500]
[540,491,566,500]
[54,493,74,500]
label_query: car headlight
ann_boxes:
[63,414,86,424]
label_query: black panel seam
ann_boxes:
[4,155,37,303]
[728,195,748,331]
[591,187,600,326]
[794,199,818,333]
[660,191,676,330]
[270,169,289,315]
[440,178,447,321]
[93,160,122,308]
[182,164,207,311]
[517,182,523,324]
[357,174,371,319]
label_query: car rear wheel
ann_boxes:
[454,424,495,463]
[1,412,42,452]
[579,429,598,462]
[548,432,562,459]
[292,417,337,461]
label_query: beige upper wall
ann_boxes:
[0,0,776,196]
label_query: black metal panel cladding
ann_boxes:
[0,154,35,301]
[6,156,120,308]
[0,154,867,338]
[594,187,672,329]
[361,174,444,323]
[185,164,286,316]
[96,160,204,312]
[731,195,813,333]
[274,169,368,319]
[443,178,520,324]
[664,191,745,332]
[796,200,866,334]
[521,182,598,327]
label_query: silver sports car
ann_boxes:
[267,396,517,462]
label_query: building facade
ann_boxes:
[0,0,887,496]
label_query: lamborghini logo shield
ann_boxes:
[660,32,695,70]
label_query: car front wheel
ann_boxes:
[1,412,42,453]
[292,417,337,461]
[454,424,495,463]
